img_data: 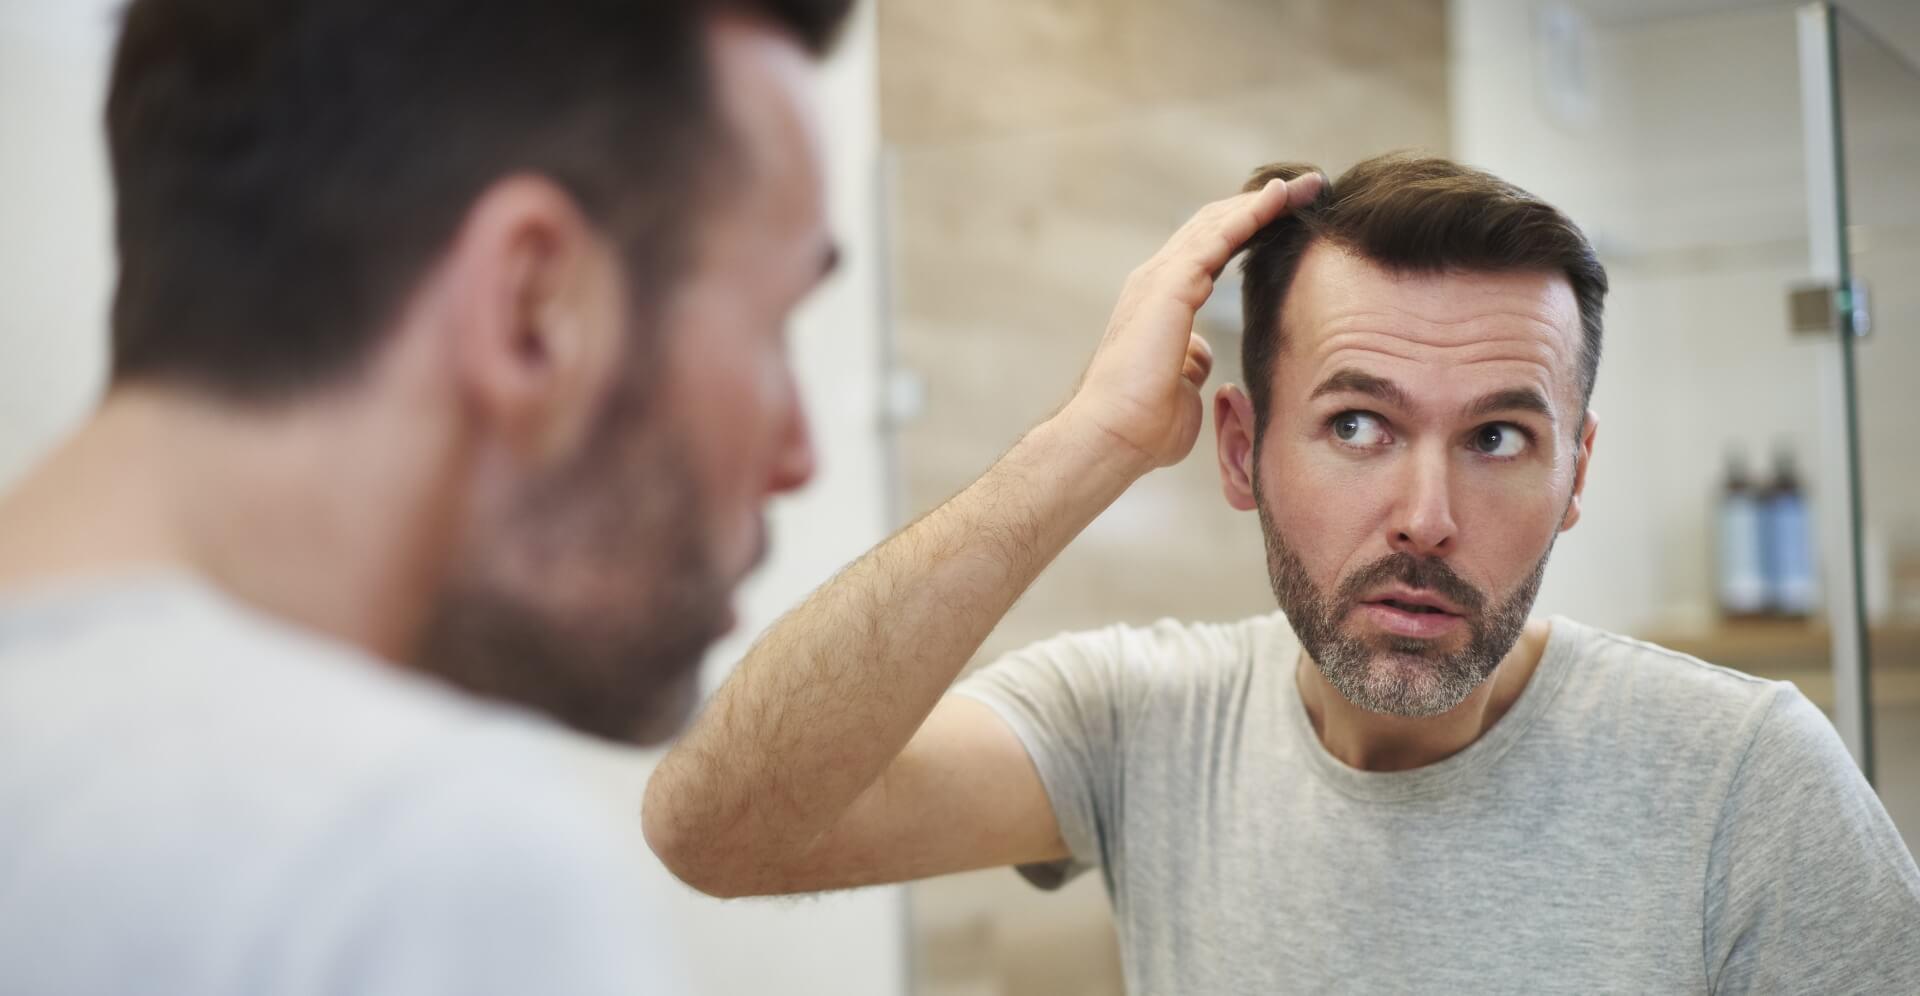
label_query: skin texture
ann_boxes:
[644,175,1329,897]
[1214,242,1595,771]
[0,13,832,747]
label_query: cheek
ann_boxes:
[668,334,793,497]
[1455,461,1569,533]
[1265,433,1566,587]
[1450,470,1570,592]
[1260,440,1389,569]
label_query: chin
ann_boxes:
[1352,668,1479,719]
[1372,631,1465,657]
[1323,639,1495,719]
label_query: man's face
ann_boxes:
[418,17,832,744]
[1248,242,1592,717]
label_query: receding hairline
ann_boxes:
[1270,238,1587,353]
[1263,239,1591,429]
[1236,153,1609,438]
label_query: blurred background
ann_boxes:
[2,1,1915,994]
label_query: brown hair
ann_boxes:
[1237,154,1607,432]
[106,0,851,402]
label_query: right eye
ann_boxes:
[1330,412,1391,449]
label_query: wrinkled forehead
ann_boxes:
[1277,242,1584,408]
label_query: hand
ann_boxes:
[1060,174,1324,473]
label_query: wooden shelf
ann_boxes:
[1636,621,1920,711]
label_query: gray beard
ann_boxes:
[1254,487,1551,718]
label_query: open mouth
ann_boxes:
[1357,591,1468,637]
[1375,599,1455,616]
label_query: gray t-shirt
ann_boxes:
[0,576,682,995]
[958,613,1920,994]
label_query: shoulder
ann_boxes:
[224,601,683,989]
[283,743,682,994]
[2,575,562,802]
[954,614,1300,760]
[160,579,557,774]
[1,579,682,993]
[1000,612,1294,676]
[1520,617,1831,817]
[1695,654,1920,991]
[1545,617,1792,749]
[1545,617,1886,830]
[340,742,653,913]
[2,574,642,866]
[1726,679,1865,806]
[967,612,1295,704]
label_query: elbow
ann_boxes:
[641,774,755,899]
[644,824,750,899]
[655,856,750,901]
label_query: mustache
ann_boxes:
[1334,552,1487,616]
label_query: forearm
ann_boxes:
[643,411,1141,888]
[643,175,1317,894]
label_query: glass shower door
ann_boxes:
[1802,0,1920,847]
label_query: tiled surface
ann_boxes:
[883,3,1450,669]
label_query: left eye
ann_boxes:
[1331,412,1390,448]
[1471,423,1528,458]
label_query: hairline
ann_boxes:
[1252,237,1598,443]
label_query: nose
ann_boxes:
[1389,442,1457,558]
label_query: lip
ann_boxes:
[1361,585,1465,617]
[1356,601,1465,639]
[1354,586,1467,640]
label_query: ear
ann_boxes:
[1214,384,1260,512]
[1560,409,1599,532]
[438,174,626,467]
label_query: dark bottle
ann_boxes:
[1717,448,1767,619]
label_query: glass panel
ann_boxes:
[1835,7,1920,851]
[1532,4,1864,748]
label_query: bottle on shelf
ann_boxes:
[1761,445,1817,619]
[1717,446,1768,620]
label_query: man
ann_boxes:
[0,0,847,991]
[646,155,1920,992]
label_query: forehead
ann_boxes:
[703,16,828,254]
[1277,241,1583,406]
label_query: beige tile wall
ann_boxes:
[877,2,1450,993]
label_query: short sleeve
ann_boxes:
[1703,685,1920,994]
[279,751,687,996]
[952,625,1135,890]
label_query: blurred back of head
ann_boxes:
[105,0,849,403]
[97,0,852,745]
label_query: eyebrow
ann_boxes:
[1308,368,1408,408]
[1463,387,1554,422]
[1309,368,1555,422]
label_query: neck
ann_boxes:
[0,382,466,663]
[1295,618,1553,772]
